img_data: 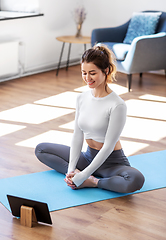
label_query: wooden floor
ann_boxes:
[0,65,166,240]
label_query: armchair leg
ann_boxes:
[139,73,143,84]
[127,74,132,92]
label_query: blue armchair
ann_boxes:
[91,11,166,91]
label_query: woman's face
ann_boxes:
[81,62,106,89]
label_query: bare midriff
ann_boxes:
[86,139,122,151]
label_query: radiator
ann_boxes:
[0,40,19,77]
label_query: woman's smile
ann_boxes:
[86,81,95,85]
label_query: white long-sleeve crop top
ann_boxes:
[67,90,127,187]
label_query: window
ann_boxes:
[0,0,43,20]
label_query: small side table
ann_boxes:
[56,35,91,76]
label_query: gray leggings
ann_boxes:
[35,143,145,193]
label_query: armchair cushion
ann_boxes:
[123,12,161,44]
[101,42,131,61]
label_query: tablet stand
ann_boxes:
[7,195,52,226]
[20,205,37,227]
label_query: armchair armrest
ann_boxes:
[122,32,166,73]
[91,21,129,46]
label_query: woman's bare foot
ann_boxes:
[76,175,99,189]
[66,169,99,189]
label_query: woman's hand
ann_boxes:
[64,171,77,189]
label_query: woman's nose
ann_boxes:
[86,74,91,81]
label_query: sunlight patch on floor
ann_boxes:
[59,121,74,130]
[0,104,75,124]
[16,130,88,151]
[122,116,166,141]
[121,140,149,156]
[126,99,166,121]
[139,94,166,102]
[34,91,79,109]
[0,123,26,137]
[108,83,128,95]
[74,85,89,92]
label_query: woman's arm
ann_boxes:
[72,103,127,186]
[67,95,84,173]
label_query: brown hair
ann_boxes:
[81,44,117,84]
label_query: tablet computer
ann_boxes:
[7,195,52,225]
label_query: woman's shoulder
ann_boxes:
[108,91,126,113]
[76,91,91,109]
[109,91,126,105]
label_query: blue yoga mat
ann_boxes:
[0,150,166,212]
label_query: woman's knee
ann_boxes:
[134,169,145,190]
[35,142,46,160]
[123,168,145,193]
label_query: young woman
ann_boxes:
[35,45,145,193]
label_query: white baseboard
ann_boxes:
[0,58,80,83]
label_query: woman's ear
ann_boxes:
[105,67,109,75]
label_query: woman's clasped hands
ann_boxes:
[64,171,77,189]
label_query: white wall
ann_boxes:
[0,0,166,79]
[92,0,164,26]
